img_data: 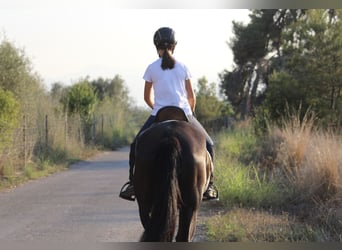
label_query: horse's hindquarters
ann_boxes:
[134,121,210,242]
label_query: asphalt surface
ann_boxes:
[0,147,143,242]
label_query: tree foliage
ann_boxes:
[195,77,233,123]
[264,9,342,125]
[220,10,306,119]
[220,9,342,129]
[0,40,29,95]
[66,80,97,121]
[0,38,46,139]
[0,88,19,148]
[90,75,130,105]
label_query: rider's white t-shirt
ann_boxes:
[143,58,193,116]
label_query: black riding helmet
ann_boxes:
[153,27,177,49]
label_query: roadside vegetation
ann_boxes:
[206,113,342,242]
[204,9,342,242]
[0,38,147,191]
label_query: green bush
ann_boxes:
[0,88,19,147]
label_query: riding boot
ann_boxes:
[203,174,219,201]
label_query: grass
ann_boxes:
[207,208,325,242]
[215,156,287,208]
[206,113,342,242]
[0,143,98,191]
[0,159,68,191]
[214,123,291,208]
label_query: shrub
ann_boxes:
[265,110,342,204]
[0,88,19,149]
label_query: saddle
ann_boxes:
[154,106,189,123]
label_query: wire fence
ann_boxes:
[0,112,236,179]
[0,113,114,178]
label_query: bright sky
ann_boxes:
[0,1,250,107]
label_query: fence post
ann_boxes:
[101,114,104,145]
[65,113,68,149]
[92,115,96,144]
[45,114,48,148]
[23,115,26,169]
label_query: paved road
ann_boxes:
[0,147,143,242]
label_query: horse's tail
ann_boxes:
[145,134,181,241]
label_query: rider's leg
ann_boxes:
[119,115,155,201]
[128,141,135,182]
[188,116,219,200]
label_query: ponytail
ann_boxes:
[161,49,176,70]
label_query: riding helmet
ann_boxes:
[153,27,177,49]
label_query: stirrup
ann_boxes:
[119,181,136,201]
[202,184,219,201]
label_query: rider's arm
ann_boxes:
[144,81,154,109]
[185,79,196,113]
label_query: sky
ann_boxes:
[0,1,251,107]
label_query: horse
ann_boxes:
[133,106,212,242]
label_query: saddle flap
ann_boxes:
[154,106,189,123]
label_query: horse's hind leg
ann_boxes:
[138,203,152,241]
[175,206,198,242]
[188,210,198,240]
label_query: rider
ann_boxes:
[119,27,218,201]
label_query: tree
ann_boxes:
[263,9,342,125]
[0,40,28,95]
[65,80,97,142]
[220,9,306,120]
[66,79,97,121]
[90,75,130,106]
[195,77,232,123]
[0,39,45,110]
[0,88,19,149]
[0,38,46,142]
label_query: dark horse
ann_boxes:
[133,107,212,241]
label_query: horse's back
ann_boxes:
[136,120,207,166]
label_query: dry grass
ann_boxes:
[269,110,342,203]
[258,109,342,240]
[207,207,333,242]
